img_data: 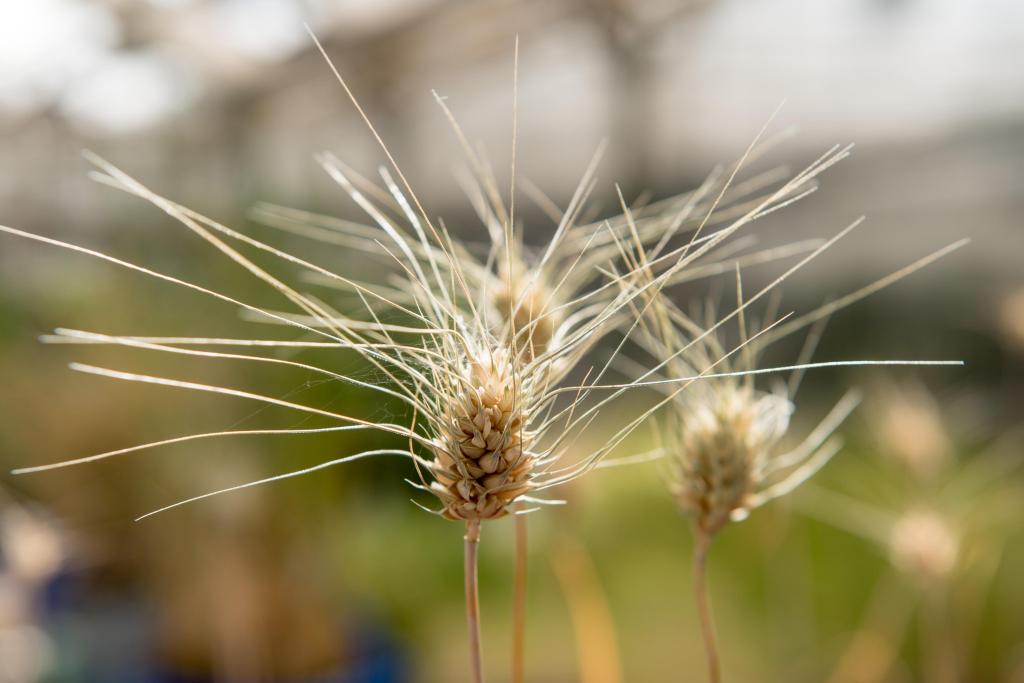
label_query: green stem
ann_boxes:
[465,520,484,683]
[512,510,527,683]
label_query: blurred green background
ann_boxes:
[1,1,1022,681]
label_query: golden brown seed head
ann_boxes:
[673,385,791,536]
[429,347,534,521]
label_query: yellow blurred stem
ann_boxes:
[922,588,958,683]
[826,572,916,683]
[552,536,623,683]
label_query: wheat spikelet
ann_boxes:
[659,343,859,540]
[617,215,967,539]
[672,383,793,535]
[429,345,534,521]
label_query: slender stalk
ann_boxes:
[553,536,624,683]
[922,587,957,683]
[826,573,915,683]
[693,530,721,683]
[512,508,527,683]
[465,520,484,683]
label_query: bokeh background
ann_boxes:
[1,1,1022,681]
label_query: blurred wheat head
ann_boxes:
[637,287,863,537]
[815,380,1022,683]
